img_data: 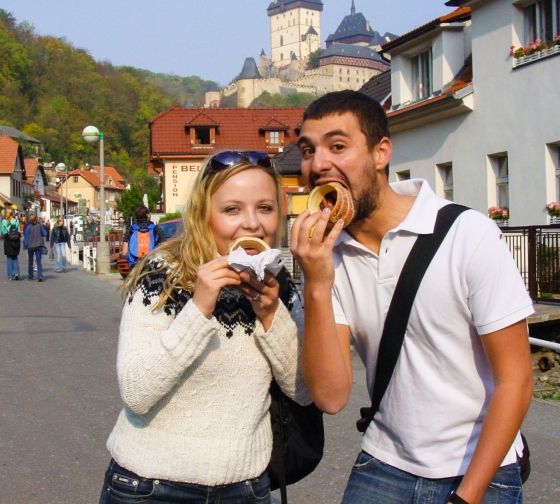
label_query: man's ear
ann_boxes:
[373,137,392,174]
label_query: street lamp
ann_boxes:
[55,162,67,218]
[82,125,110,274]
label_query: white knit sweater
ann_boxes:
[106,257,309,485]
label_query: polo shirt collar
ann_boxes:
[335,178,440,249]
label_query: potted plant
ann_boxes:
[488,206,509,223]
[546,201,560,223]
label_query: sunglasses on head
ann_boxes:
[205,151,273,176]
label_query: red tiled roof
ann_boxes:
[64,167,126,191]
[381,7,471,53]
[24,158,39,183]
[150,107,306,156]
[0,136,20,175]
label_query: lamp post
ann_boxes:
[82,125,110,274]
[55,162,67,219]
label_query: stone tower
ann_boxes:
[267,0,323,68]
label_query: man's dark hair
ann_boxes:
[134,205,150,222]
[303,90,390,151]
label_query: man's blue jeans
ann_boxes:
[53,242,67,271]
[27,247,43,279]
[99,459,271,504]
[341,451,523,504]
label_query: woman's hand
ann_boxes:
[193,256,242,317]
[238,270,280,332]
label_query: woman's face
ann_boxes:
[209,168,279,255]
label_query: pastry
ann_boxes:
[307,181,355,227]
[228,236,271,254]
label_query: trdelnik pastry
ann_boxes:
[307,181,355,228]
[227,237,283,281]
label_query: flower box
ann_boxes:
[512,40,560,68]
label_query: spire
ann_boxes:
[351,0,356,16]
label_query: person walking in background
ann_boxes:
[98,151,309,504]
[23,213,47,282]
[291,91,534,504]
[50,217,71,272]
[1,208,21,280]
[120,204,165,269]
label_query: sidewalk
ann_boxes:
[0,250,558,503]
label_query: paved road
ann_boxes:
[0,252,558,503]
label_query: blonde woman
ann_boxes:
[99,151,309,504]
[1,209,21,280]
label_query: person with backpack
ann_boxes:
[98,152,310,504]
[121,205,165,269]
[291,91,534,504]
[50,217,71,273]
[1,209,21,280]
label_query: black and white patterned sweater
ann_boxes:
[106,256,309,486]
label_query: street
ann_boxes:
[0,253,559,503]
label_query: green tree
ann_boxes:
[306,48,324,70]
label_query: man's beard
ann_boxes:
[352,165,380,223]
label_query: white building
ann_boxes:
[380,0,560,226]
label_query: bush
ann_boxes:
[158,212,182,223]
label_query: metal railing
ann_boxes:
[501,224,560,303]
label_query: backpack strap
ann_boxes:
[357,203,469,433]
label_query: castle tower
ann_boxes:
[237,57,261,108]
[267,0,323,68]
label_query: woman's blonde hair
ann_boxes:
[122,156,284,310]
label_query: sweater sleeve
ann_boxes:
[117,276,221,415]
[253,296,311,406]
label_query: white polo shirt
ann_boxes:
[332,179,534,478]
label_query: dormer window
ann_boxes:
[411,49,432,101]
[189,126,216,146]
[267,131,283,146]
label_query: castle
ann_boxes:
[208,1,395,108]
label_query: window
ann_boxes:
[556,145,560,199]
[524,0,560,43]
[280,35,284,46]
[194,127,211,145]
[411,49,432,101]
[490,154,509,209]
[268,131,281,145]
[436,163,454,201]
[73,176,79,183]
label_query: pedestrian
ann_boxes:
[120,204,165,269]
[99,151,309,504]
[1,209,21,280]
[23,213,48,282]
[50,217,71,272]
[291,90,534,504]
[43,218,51,241]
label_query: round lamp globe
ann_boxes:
[82,125,100,143]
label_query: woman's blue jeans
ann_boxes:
[27,247,43,279]
[53,242,67,271]
[341,451,523,504]
[7,255,19,278]
[99,459,271,504]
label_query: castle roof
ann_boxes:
[320,43,385,62]
[267,0,323,16]
[326,1,388,46]
[306,25,319,36]
[239,57,261,80]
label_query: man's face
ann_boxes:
[298,112,386,222]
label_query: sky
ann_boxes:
[1,0,455,86]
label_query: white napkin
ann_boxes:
[227,247,284,281]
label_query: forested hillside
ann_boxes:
[0,9,218,181]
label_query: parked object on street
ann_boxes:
[1,209,21,280]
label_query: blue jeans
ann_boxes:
[341,451,523,504]
[27,247,43,279]
[53,242,67,271]
[7,256,19,278]
[99,459,271,504]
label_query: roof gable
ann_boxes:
[186,111,220,127]
[0,137,23,175]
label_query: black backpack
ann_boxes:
[7,225,20,241]
[268,380,324,504]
